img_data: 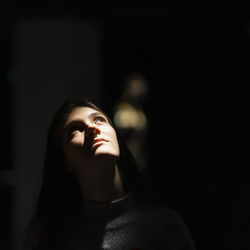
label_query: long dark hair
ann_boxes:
[23,99,146,249]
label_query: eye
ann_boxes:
[95,116,105,124]
[69,124,85,133]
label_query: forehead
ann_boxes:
[65,106,106,125]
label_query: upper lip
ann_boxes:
[93,138,108,144]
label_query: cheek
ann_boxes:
[68,131,85,147]
[111,131,120,156]
[102,126,120,156]
[61,132,85,162]
[61,134,88,169]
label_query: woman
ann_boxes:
[23,99,196,250]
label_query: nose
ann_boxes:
[85,123,101,138]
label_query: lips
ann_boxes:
[92,138,108,148]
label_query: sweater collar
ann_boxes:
[81,194,132,223]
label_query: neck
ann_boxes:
[74,162,126,202]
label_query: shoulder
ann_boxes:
[133,200,196,249]
[103,195,186,230]
[136,200,186,227]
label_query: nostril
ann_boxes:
[86,125,100,137]
[95,127,101,134]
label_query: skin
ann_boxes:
[61,107,126,202]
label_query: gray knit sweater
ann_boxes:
[48,194,196,250]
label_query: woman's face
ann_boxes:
[61,106,120,170]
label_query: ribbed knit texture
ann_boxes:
[48,195,196,250]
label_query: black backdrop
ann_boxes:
[1,2,250,250]
[103,6,250,250]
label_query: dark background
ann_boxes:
[1,1,250,250]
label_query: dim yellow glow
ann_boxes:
[114,103,147,129]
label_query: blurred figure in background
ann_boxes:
[113,72,148,172]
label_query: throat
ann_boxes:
[75,164,126,203]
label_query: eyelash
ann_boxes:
[94,116,105,123]
[69,124,85,133]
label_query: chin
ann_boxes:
[94,149,118,158]
[94,146,119,160]
[93,144,117,154]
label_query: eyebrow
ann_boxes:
[89,111,104,118]
[62,120,84,132]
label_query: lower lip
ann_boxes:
[92,140,107,148]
